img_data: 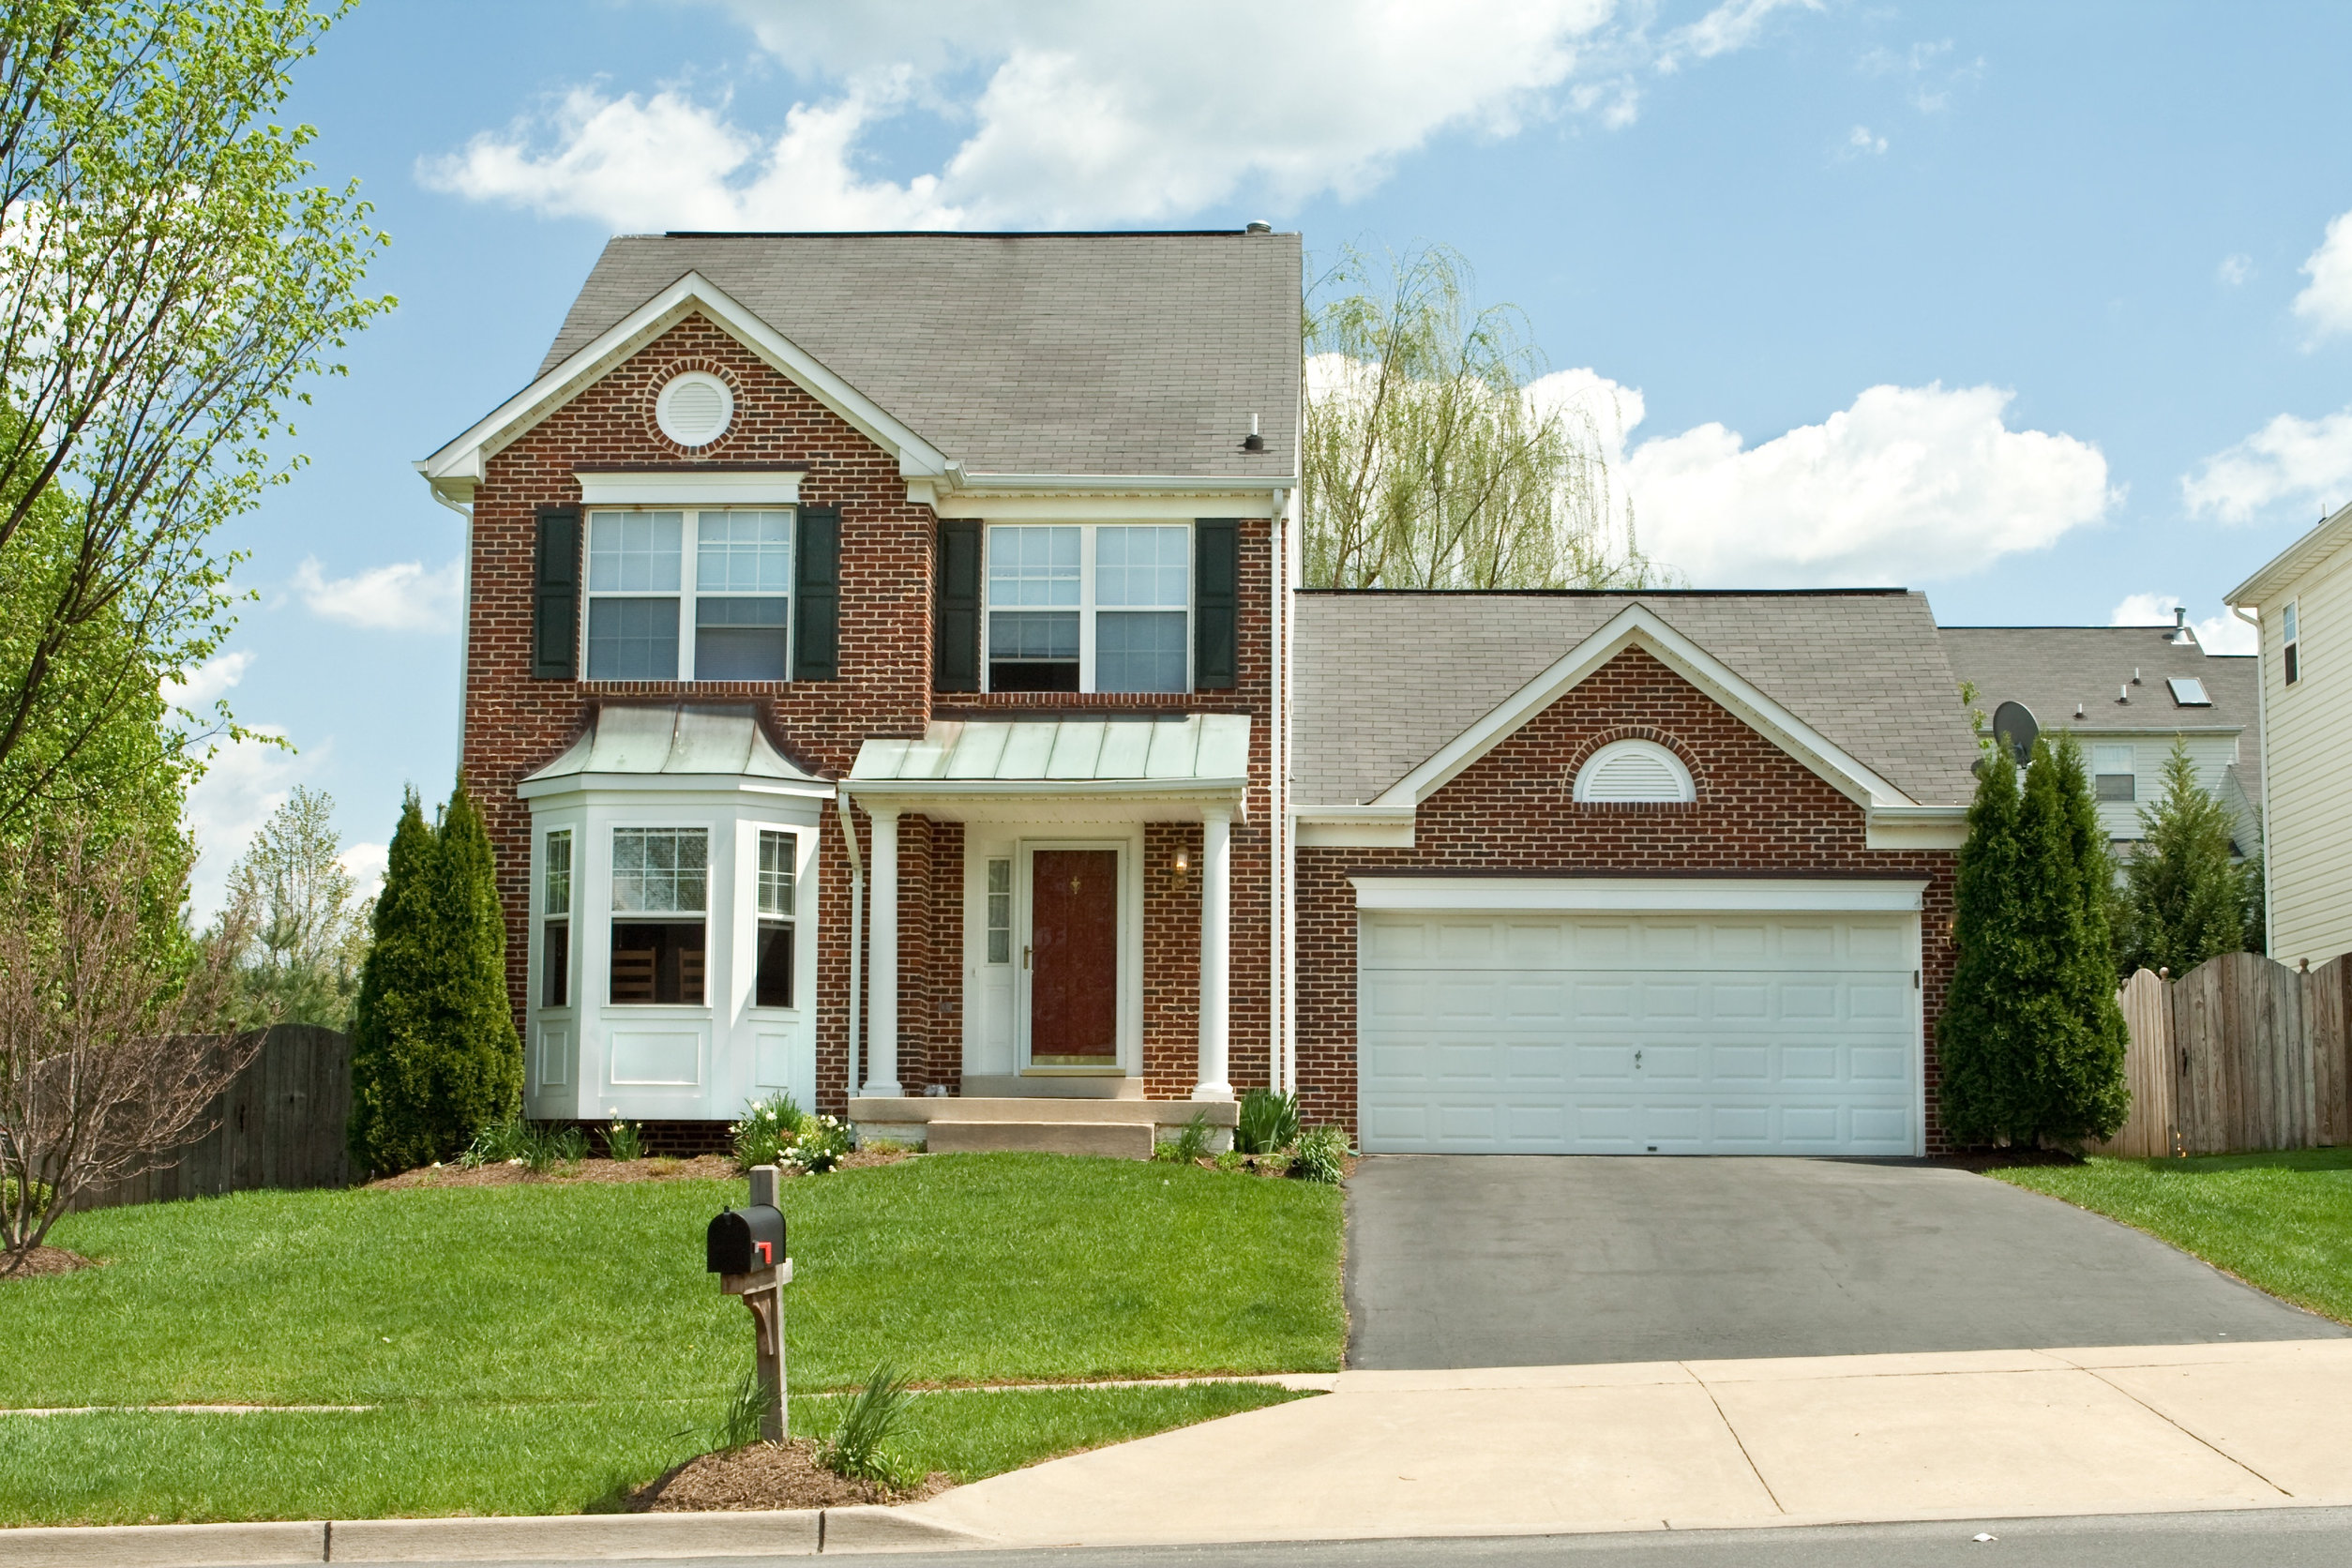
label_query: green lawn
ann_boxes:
[0,1153,1342,1525]
[1994,1148,2352,1323]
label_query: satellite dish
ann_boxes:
[1991,701,2039,766]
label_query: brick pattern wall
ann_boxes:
[1294,646,1959,1149]
[1142,822,1205,1097]
[460,310,1281,1114]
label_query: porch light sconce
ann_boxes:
[1170,849,1191,892]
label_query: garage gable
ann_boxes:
[1374,603,1914,814]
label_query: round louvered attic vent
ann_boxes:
[1573,739,1695,804]
[656,371,733,447]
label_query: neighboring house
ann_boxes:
[2228,501,2352,967]
[1937,615,2262,859]
[417,230,1299,1148]
[1289,590,1976,1155]
[420,231,1982,1157]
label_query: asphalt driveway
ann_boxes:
[1345,1155,2348,1368]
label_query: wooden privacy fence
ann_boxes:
[2094,952,2352,1157]
[73,1023,354,1210]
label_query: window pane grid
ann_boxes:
[697,510,792,592]
[588,511,683,591]
[983,524,1190,694]
[988,526,1080,605]
[986,858,1012,964]
[544,831,572,915]
[758,830,795,917]
[611,828,707,912]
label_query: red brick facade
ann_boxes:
[1294,646,1960,1151]
[460,310,1283,1115]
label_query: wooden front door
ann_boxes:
[1027,849,1120,1065]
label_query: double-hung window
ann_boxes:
[2284,599,2301,686]
[585,510,792,680]
[754,830,795,1009]
[984,524,1189,692]
[2091,745,2135,803]
[542,830,571,1008]
[610,828,707,1004]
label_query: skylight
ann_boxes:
[2167,676,2211,707]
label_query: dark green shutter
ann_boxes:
[532,507,580,680]
[1194,520,1239,691]
[793,506,841,682]
[934,519,982,693]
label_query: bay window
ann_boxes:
[586,509,792,680]
[755,829,796,1009]
[611,827,706,1004]
[985,524,1189,693]
[542,829,571,1008]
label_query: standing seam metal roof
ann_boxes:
[538,232,1302,479]
[1290,591,1982,807]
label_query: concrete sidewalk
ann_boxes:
[906,1338,2352,1548]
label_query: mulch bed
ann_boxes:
[369,1149,912,1191]
[629,1440,951,1512]
[0,1246,99,1280]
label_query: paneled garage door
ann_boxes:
[1358,910,1920,1155]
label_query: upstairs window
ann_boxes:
[585,510,792,681]
[2284,599,2301,686]
[610,827,706,1005]
[984,524,1189,693]
[1572,740,1695,803]
[2092,744,2136,802]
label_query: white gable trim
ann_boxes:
[1370,604,1915,811]
[416,271,950,496]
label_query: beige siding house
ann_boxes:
[2227,501,2352,967]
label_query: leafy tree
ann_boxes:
[346,781,520,1175]
[2118,740,2245,977]
[1938,739,2130,1150]
[0,1,390,837]
[215,785,370,1029]
[1302,243,1668,590]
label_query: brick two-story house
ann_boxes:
[422,229,1981,1157]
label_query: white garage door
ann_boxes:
[1358,908,1920,1155]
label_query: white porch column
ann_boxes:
[1194,806,1234,1102]
[863,805,904,1097]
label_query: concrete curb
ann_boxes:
[0,1521,324,1566]
[0,1507,991,1565]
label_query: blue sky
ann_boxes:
[187,0,2352,910]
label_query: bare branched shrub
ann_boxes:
[0,822,258,1270]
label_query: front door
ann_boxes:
[1025,847,1120,1067]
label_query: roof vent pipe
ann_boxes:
[2118,684,2130,704]
[1244,219,1273,234]
[1242,412,1265,452]
[2133,666,2142,684]
[2168,606,2195,644]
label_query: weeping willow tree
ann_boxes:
[1303,244,1668,590]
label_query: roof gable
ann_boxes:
[2228,498,2352,606]
[418,271,947,493]
[1372,604,1914,811]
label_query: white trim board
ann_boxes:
[1370,604,1916,813]
[578,470,805,506]
[1349,876,1929,914]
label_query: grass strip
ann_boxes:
[1992,1148,2352,1323]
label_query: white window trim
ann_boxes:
[748,828,802,1016]
[583,505,796,683]
[980,522,1193,694]
[2284,596,2301,686]
[1571,738,1696,804]
[579,470,802,506]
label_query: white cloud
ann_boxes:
[2180,406,2352,525]
[294,556,461,633]
[2293,208,2352,343]
[425,0,1816,231]
[2107,592,2257,656]
[339,841,389,905]
[162,649,253,710]
[2218,252,2254,288]
[1615,382,2114,586]
[1845,125,1888,157]
[183,729,305,919]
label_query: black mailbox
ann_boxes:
[706,1204,786,1274]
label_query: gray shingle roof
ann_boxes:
[1291,590,1981,807]
[538,231,1301,479]
[1937,626,2261,804]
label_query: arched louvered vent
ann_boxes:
[1573,739,1695,804]
[656,371,733,446]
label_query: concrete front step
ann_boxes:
[925,1121,1155,1159]
[852,1095,1235,1153]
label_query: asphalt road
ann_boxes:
[396,1506,2352,1568]
[1344,1154,2345,1367]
